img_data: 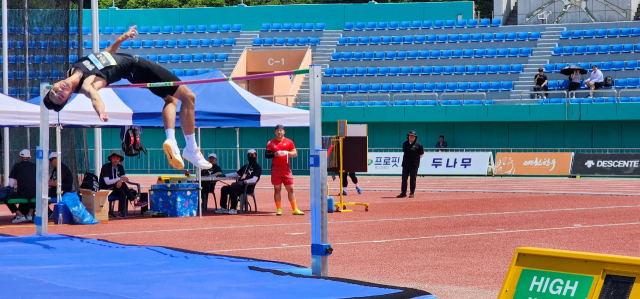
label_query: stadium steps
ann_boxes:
[505,0,518,26]
[508,30,558,100]
[635,3,640,20]
[312,32,341,61]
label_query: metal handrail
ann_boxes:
[569,89,618,102]
[345,93,391,106]
[391,93,438,105]
[259,95,298,106]
[519,91,567,104]
[618,89,640,100]
[439,92,487,104]
[321,94,344,105]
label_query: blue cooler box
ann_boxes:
[149,183,199,217]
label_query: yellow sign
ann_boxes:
[499,247,640,299]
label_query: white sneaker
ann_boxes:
[12,215,27,224]
[214,208,229,214]
[163,139,185,170]
[26,214,33,222]
[183,148,212,170]
[228,209,237,215]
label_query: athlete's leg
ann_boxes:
[285,184,304,215]
[171,86,210,169]
[273,184,283,215]
[161,95,185,169]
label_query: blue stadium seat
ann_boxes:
[452,49,463,58]
[174,25,184,34]
[158,54,170,63]
[563,46,575,55]
[456,19,467,28]
[414,50,427,59]
[609,28,620,37]
[154,40,166,48]
[359,84,370,93]
[454,65,465,75]
[224,38,235,46]
[358,36,370,45]
[374,51,385,60]
[461,49,474,58]
[396,51,408,60]
[344,67,356,77]
[129,40,141,49]
[506,32,517,41]
[423,34,434,43]
[413,35,425,44]
[488,65,500,74]
[425,84,436,93]
[304,23,314,31]
[471,49,484,58]
[491,19,502,27]
[177,39,189,48]
[356,67,367,76]
[409,66,422,75]
[449,34,460,43]
[616,78,628,89]
[560,30,571,39]
[612,61,624,71]
[378,67,389,76]
[477,65,489,74]
[479,19,490,27]
[232,24,242,32]
[216,53,227,62]
[102,27,114,35]
[482,33,493,42]
[547,81,559,90]
[496,48,508,57]
[444,66,454,75]
[468,82,480,92]
[385,51,396,60]
[347,37,358,45]
[354,22,365,31]
[169,54,180,63]
[435,82,446,92]
[489,82,501,91]
[599,44,610,54]
[620,97,631,103]
[508,48,519,57]
[498,65,510,74]
[572,30,583,39]
[161,26,172,34]
[218,24,230,32]
[432,20,443,29]
[421,66,432,75]
[389,83,402,92]
[585,45,598,54]
[404,35,414,44]
[445,20,455,29]
[485,48,497,58]
[399,21,410,30]
[446,82,458,92]
[379,36,391,45]
[441,50,452,59]
[626,61,639,70]
[628,78,640,88]
[392,35,403,44]
[165,40,177,48]
[408,50,419,59]
[471,33,482,42]
[261,23,270,31]
[502,81,513,91]
[574,45,586,55]
[494,32,506,41]
[529,32,541,40]
[185,69,196,76]
[192,53,203,62]
[334,68,345,77]
[335,85,347,94]
[364,67,377,76]
[142,40,154,48]
[402,83,414,92]
[620,28,632,37]
[433,66,444,75]
[466,65,478,74]
[515,32,527,41]
[636,44,640,53]
[337,37,348,46]
[387,67,399,76]
[193,25,207,33]
[344,22,354,31]
[511,64,523,73]
[458,34,470,43]
[611,44,623,54]
[595,29,607,38]
[298,37,309,46]
[584,29,595,38]
[385,21,397,30]
[467,19,478,27]
[145,54,157,62]
[187,39,199,48]
[623,43,634,53]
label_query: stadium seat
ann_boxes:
[441,50,452,59]
[437,34,448,43]
[457,33,470,43]
[506,32,517,41]
[560,30,571,39]
[609,28,620,37]
[454,19,466,28]
[418,20,430,29]
[620,97,631,102]
[174,25,184,34]
[491,19,501,27]
[445,83,457,92]
[231,24,242,32]
[573,45,586,55]
[433,66,444,75]
[636,44,640,53]
[620,28,632,37]
[612,61,624,71]
[388,67,399,76]
[374,51,385,60]
[563,46,575,55]
[344,22,354,31]
[628,78,640,88]
[164,40,177,48]
[583,45,598,55]
[160,26,172,34]
[482,33,493,42]
[494,32,506,41]
[177,39,189,48]
[508,48,519,57]
[302,23,314,31]
[357,36,369,45]
[501,81,513,91]
[594,28,607,38]
[183,69,195,76]
[158,54,170,63]
[298,37,309,46]
[488,65,500,74]
[497,48,508,57]
[386,21,397,30]
[334,68,345,77]
[403,36,414,44]
[435,82,446,92]
[485,48,497,58]
[401,83,414,93]
[365,67,378,76]
[478,18,489,27]
[601,61,614,71]
[572,30,583,39]
[378,67,389,76]
[423,34,434,43]
[467,19,478,27]
[224,38,235,46]
[452,49,463,58]
[344,67,356,77]
[454,65,465,75]
[544,63,555,73]
[378,36,391,45]
[466,65,478,74]
[433,20,444,29]
[355,67,367,76]
[599,44,610,54]
[422,66,433,75]
[337,37,348,46]
[408,50,419,59]
[477,82,490,92]
[529,32,541,40]
[449,34,460,43]
[469,82,480,92]
[397,51,408,60]
[414,35,426,44]
[399,21,410,30]
[469,33,481,42]
[168,54,179,63]
[611,44,623,54]
[216,53,227,62]
[346,37,357,45]
[142,40,154,48]
[516,32,528,41]
[623,43,634,53]
[391,83,402,92]
[474,49,486,58]
[261,23,270,32]
[488,82,501,91]
[442,20,454,29]
[462,49,474,58]
[354,22,365,31]
[626,61,639,70]
[444,66,454,75]
[192,53,203,62]
[616,78,628,88]
[385,51,396,60]
[414,50,428,59]
[425,84,436,93]
[359,84,371,93]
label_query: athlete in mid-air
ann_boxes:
[43,26,210,170]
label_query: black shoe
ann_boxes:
[409,193,415,198]
[397,194,407,198]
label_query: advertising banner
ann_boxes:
[494,152,573,176]
[571,153,640,176]
[367,152,492,175]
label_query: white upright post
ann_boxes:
[309,65,329,276]
[197,127,202,218]
[235,127,240,169]
[56,125,62,203]
[36,83,50,235]
[91,0,102,175]
[2,0,9,186]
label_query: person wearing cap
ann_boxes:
[99,151,135,218]
[533,68,549,99]
[398,131,424,198]
[48,152,74,200]
[200,153,223,211]
[215,149,262,215]
[265,124,304,216]
[7,149,36,223]
[435,135,448,152]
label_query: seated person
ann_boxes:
[215,149,261,215]
[533,68,549,99]
[99,151,135,219]
[200,153,222,211]
[7,150,36,224]
[568,70,581,98]
[48,152,74,200]
[584,65,604,98]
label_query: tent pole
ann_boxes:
[198,127,202,218]
[56,125,62,204]
[309,64,328,276]
[91,0,102,176]
[2,0,8,187]
[36,83,50,235]
[3,128,8,186]
[236,128,240,170]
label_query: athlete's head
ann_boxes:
[275,124,285,139]
[44,80,73,112]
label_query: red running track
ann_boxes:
[2,176,640,299]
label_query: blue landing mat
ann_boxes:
[0,235,433,299]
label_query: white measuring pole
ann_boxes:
[309,65,329,276]
[36,83,50,235]
[91,0,102,176]
[197,127,202,218]
[2,0,9,186]
[56,125,62,203]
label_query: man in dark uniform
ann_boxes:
[43,26,210,171]
[99,151,135,218]
[48,152,74,200]
[7,149,36,223]
[398,130,424,198]
[215,149,262,215]
[200,153,222,211]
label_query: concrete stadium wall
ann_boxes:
[518,0,638,25]
[82,2,474,30]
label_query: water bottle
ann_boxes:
[57,213,63,226]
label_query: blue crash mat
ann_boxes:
[0,235,433,299]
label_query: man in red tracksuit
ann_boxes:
[265,124,304,216]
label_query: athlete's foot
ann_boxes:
[182,148,212,170]
[163,139,185,170]
[356,186,362,194]
[276,208,282,216]
[292,209,305,215]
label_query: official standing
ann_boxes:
[265,124,304,216]
[398,130,424,198]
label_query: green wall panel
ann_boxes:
[371,123,401,148]
[481,123,508,148]
[292,127,310,148]
[405,106,447,122]
[199,127,217,148]
[241,128,269,149]
[215,128,237,148]
[621,122,640,148]
[535,123,564,148]
[509,123,536,148]
[617,103,640,120]
[592,122,621,148]
[487,106,530,122]
[454,124,482,148]
[446,106,488,122]
[583,103,617,120]
[427,123,454,148]
[529,105,566,121]
[364,107,405,121]
[564,123,592,148]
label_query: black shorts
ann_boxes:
[129,57,181,98]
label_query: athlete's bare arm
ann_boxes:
[105,25,138,53]
[288,148,297,157]
[80,75,109,122]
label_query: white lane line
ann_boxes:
[254,187,640,195]
[206,221,640,253]
[76,205,640,237]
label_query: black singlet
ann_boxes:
[69,52,137,92]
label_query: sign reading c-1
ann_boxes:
[268,58,284,66]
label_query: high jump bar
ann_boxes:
[112,69,309,89]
